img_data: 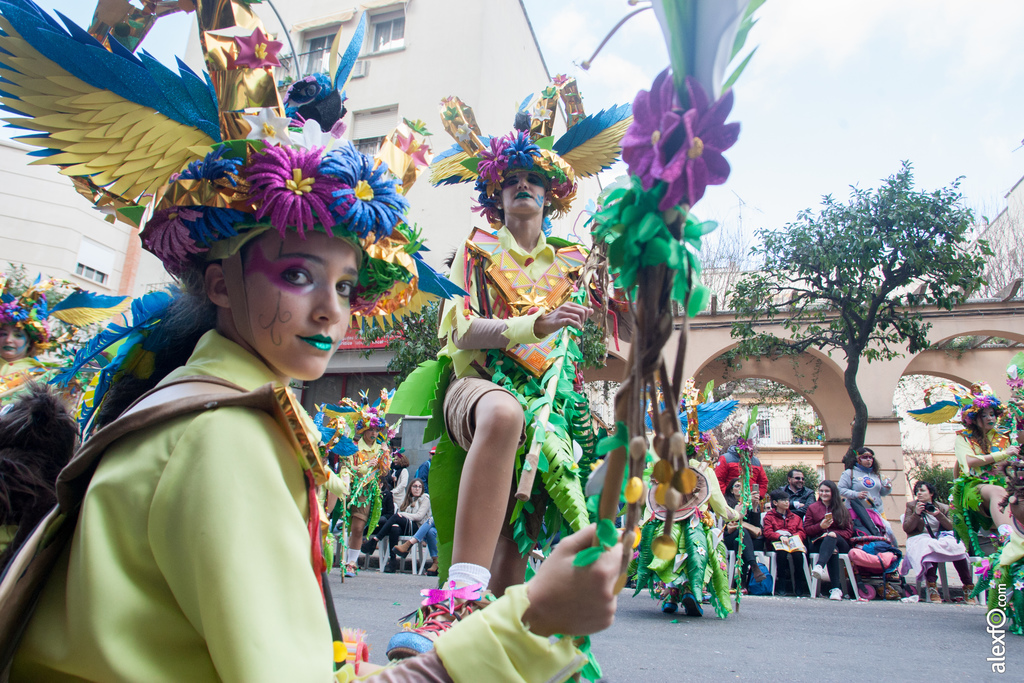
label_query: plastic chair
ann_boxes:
[809,552,858,598]
[726,550,777,594]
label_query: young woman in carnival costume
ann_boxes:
[314,393,395,577]
[630,381,742,617]
[386,78,631,659]
[0,2,619,680]
[0,276,129,401]
[909,382,1020,556]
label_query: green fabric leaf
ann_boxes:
[596,421,628,455]
[573,546,604,567]
[596,518,618,548]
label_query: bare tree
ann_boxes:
[974,196,1024,298]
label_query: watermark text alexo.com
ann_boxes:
[988,583,1009,674]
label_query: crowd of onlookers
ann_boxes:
[716,447,977,603]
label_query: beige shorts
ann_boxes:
[443,376,527,452]
[349,504,371,523]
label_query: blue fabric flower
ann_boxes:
[182,207,247,246]
[503,131,541,171]
[321,145,408,238]
[179,147,243,185]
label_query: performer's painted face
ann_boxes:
[0,325,30,362]
[499,171,548,219]
[362,428,379,445]
[239,230,358,382]
[979,407,998,432]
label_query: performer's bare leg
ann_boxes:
[980,484,1016,529]
[451,391,524,587]
[348,518,367,552]
[490,536,530,597]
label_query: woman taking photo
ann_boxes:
[2,3,621,680]
[902,481,975,603]
[723,477,767,589]
[804,480,855,600]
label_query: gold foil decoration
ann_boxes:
[210,67,280,110]
[88,0,189,53]
[154,176,250,212]
[529,85,558,141]
[439,96,486,156]
[219,111,254,140]
[555,76,586,129]
[376,121,434,193]
[273,385,329,487]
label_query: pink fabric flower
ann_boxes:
[245,145,342,237]
[476,136,510,184]
[143,208,204,274]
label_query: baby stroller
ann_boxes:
[847,535,912,600]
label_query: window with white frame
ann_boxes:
[301,33,332,76]
[370,11,405,53]
[75,237,114,287]
[756,417,772,442]
[351,106,398,156]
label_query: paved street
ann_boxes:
[330,570,1022,681]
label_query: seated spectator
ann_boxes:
[782,468,816,518]
[394,516,439,576]
[804,480,856,600]
[723,478,767,589]
[715,444,769,498]
[838,447,891,536]
[901,481,975,604]
[361,478,431,572]
[762,489,810,596]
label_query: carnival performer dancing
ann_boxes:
[0,275,128,402]
[910,383,1019,555]
[386,79,631,659]
[631,382,741,617]
[0,3,619,681]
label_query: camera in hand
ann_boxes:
[924,503,937,513]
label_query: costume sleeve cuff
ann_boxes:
[434,584,585,683]
[502,311,545,347]
[994,450,1011,463]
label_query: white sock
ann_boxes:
[448,562,491,589]
[347,548,361,564]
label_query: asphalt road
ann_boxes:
[330,570,1022,682]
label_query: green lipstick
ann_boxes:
[300,334,334,351]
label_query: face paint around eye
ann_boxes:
[247,243,312,293]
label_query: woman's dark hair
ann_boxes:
[913,480,937,499]
[964,407,997,454]
[817,480,852,528]
[0,384,78,570]
[400,477,426,511]
[725,477,741,507]
[392,453,409,470]
[94,267,217,428]
[853,447,880,475]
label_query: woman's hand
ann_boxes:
[915,501,926,515]
[523,524,620,638]
[857,491,869,500]
[534,302,593,338]
[726,521,739,533]
[820,516,833,529]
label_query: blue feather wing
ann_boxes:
[333,12,366,92]
[413,253,469,299]
[907,401,961,425]
[697,400,739,432]
[52,290,174,386]
[552,104,632,156]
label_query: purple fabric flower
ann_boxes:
[477,136,510,184]
[143,208,205,274]
[245,145,341,238]
[622,69,740,211]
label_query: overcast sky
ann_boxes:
[522,0,1024,253]
[26,1,1024,250]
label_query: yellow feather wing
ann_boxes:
[0,16,213,207]
[559,115,633,178]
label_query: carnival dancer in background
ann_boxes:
[0,275,128,403]
[386,78,631,659]
[0,3,620,681]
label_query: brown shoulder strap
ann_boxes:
[56,376,280,510]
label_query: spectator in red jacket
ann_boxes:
[803,480,856,600]
[762,489,809,596]
[715,445,769,498]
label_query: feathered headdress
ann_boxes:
[908,381,1003,427]
[0,274,129,350]
[0,1,456,331]
[313,389,394,457]
[429,75,632,225]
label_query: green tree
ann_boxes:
[765,464,819,495]
[729,163,989,450]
